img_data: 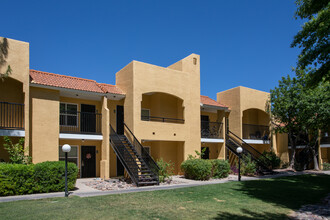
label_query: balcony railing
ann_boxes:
[0,101,24,130]
[243,124,269,140]
[60,111,102,134]
[201,121,224,139]
[141,115,184,124]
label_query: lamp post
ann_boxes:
[236,147,243,181]
[62,144,71,197]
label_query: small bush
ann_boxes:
[3,136,31,164]
[0,163,35,196]
[0,161,78,196]
[236,155,257,176]
[181,159,212,180]
[211,159,230,179]
[260,151,281,169]
[157,158,174,183]
[322,163,330,170]
[34,161,78,193]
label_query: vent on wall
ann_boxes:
[193,58,197,65]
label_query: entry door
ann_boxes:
[116,105,125,176]
[81,104,96,133]
[201,147,210,160]
[81,146,96,178]
[116,105,124,135]
[117,157,125,176]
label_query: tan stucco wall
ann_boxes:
[116,54,201,161]
[0,37,30,150]
[30,87,60,163]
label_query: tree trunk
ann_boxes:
[289,135,296,170]
[311,145,320,170]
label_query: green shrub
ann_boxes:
[0,161,78,196]
[3,136,31,164]
[260,151,281,169]
[322,163,330,170]
[181,159,212,180]
[157,158,174,183]
[237,155,257,176]
[34,161,78,193]
[0,163,35,196]
[211,159,230,179]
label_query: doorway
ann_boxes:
[201,147,210,160]
[81,146,96,178]
[81,104,96,133]
[116,105,125,176]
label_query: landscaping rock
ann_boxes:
[289,193,330,220]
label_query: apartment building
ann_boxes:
[0,37,328,185]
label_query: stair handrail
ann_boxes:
[123,123,160,180]
[109,125,140,185]
[228,130,273,165]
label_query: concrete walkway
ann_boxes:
[1,170,329,203]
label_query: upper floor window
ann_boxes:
[60,103,78,126]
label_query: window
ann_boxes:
[59,145,78,166]
[141,109,150,121]
[60,103,78,126]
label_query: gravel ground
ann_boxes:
[289,193,330,220]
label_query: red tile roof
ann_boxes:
[200,95,228,108]
[29,70,124,95]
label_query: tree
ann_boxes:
[291,0,330,86]
[268,74,305,169]
[296,71,330,170]
[0,37,12,81]
[269,69,330,170]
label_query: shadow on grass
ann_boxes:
[214,209,288,220]
[236,175,329,209]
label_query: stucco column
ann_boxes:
[219,121,226,160]
[100,96,110,179]
[23,84,30,155]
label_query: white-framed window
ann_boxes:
[59,145,79,166]
[60,103,78,126]
[141,108,150,121]
[144,146,151,154]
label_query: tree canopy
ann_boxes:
[291,0,330,86]
[269,69,330,169]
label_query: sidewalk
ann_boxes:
[1,170,329,203]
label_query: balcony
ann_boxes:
[141,115,184,124]
[60,111,101,134]
[242,124,269,141]
[201,121,224,139]
[0,102,24,130]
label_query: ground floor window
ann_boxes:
[59,145,79,166]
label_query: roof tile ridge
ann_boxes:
[96,83,108,93]
[30,69,97,83]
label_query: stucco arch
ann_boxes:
[141,92,185,121]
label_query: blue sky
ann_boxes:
[1,0,303,99]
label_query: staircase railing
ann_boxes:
[109,125,140,185]
[226,130,273,172]
[124,123,160,183]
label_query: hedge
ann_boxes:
[0,161,78,196]
[211,159,230,178]
[181,159,212,180]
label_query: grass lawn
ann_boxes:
[0,175,329,220]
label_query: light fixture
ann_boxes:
[62,144,71,197]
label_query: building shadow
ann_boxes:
[214,209,288,220]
